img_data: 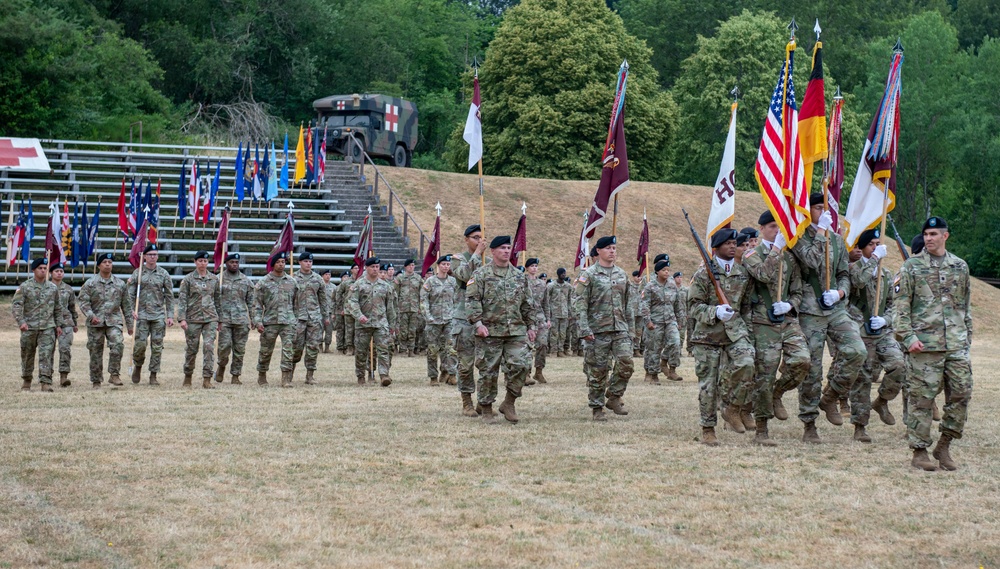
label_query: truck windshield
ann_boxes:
[322,113,370,127]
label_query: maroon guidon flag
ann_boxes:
[584,60,630,238]
[266,210,295,272]
[421,204,441,277]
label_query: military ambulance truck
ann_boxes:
[313,93,417,167]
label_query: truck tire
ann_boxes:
[393,144,409,168]
[348,138,364,163]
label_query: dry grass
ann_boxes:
[1,320,999,568]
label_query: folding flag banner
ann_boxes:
[20,199,30,263]
[61,199,71,261]
[70,201,81,268]
[189,161,200,220]
[253,145,263,201]
[824,91,845,233]
[708,101,738,240]
[318,125,327,184]
[128,220,149,269]
[266,212,295,272]
[204,161,220,224]
[45,201,66,266]
[637,212,649,275]
[584,60,630,238]
[214,208,230,272]
[87,200,100,262]
[511,207,526,266]
[463,68,483,170]
[421,206,441,277]
[798,32,828,192]
[256,144,267,201]
[353,207,373,269]
[266,143,278,201]
[305,123,315,185]
[149,179,160,242]
[294,125,306,183]
[26,197,34,241]
[280,133,290,190]
[234,143,245,202]
[177,161,188,220]
[129,177,139,238]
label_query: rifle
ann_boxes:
[682,209,729,306]
[887,214,909,261]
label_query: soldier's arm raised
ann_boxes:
[849,255,877,289]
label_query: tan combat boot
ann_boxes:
[593,408,608,422]
[667,367,684,381]
[839,397,851,417]
[872,396,896,425]
[853,424,872,443]
[183,374,193,388]
[305,369,316,385]
[701,427,719,446]
[148,372,159,386]
[498,393,519,424]
[21,379,31,391]
[380,375,392,387]
[406,349,414,357]
[753,419,778,446]
[203,376,215,389]
[281,371,293,388]
[773,391,789,421]
[258,372,268,386]
[109,374,123,386]
[480,404,497,424]
[660,360,670,377]
[40,382,54,392]
[721,404,745,433]
[461,393,478,417]
[818,390,845,426]
[357,375,366,386]
[429,374,440,386]
[60,372,70,387]
[231,375,242,385]
[741,405,755,431]
[534,368,547,384]
[911,448,939,471]
[215,365,225,383]
[932,401,942,421]
[606,396,628,416]
[644,372,658,384]
[802,421,821,444]
[445,373,457,386]
[524,374,536,386]
[932,434,958,471]
[130,365,142,384]
[346,347,355,356]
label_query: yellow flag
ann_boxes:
[294,124,306,183]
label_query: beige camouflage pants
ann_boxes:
[355,326,391,378]
[218,323,250,377]
[425,322,457,379]
[475,334,531,406]
[57,326,74,373]
[293,319,323,371]
[905,349,972,449]
[86,325,124,383]
[452,319,477,394]
[692,338,755,427]
[323,318,334,349]
[334,314,346,350]
[397,312,419,352]
[585,330,634,409]
[133,318,166,373]
[532,325,549,369]
[20,328,56,385]
[548,318,568,354]
[643,320,681,373]
[342,315,356,351]
[258,323,295,373]
[850,332,906,426]
[800,312,866,424]
[183,322,217,378]
[753,320,810,420]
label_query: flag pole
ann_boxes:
[478,159,486,263]
[817,23,833,293]
[777,20,799,301]
[872,41,904,319]
[611,196,618,235]
[127,221,149,376]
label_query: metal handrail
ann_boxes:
[347,134,428,259]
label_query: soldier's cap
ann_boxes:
[143,244,158,254]
[632,270,640,277]
[655,260,670,273]
[299,252,314,262]
[911,234,925,255]
[50,263,64,271]
[364,257,381,267]
[437,254,453,264]
[380,263,390,271]
[857,228,880,250]
[673,271,683,278]
[711,228,739,248]
[595,235,616,249]
[30,258,47,270]
[539,273,547,279]
[321,269,331,275]
[517,266,524,272]
[740,227,759,238]
[194,250,209,260]
[524,258,539,267]
[556,267,567,276]
[809,192,825,206]
[923,216,948,232]
[403,258,414,267]
[759,210,775,226]
[341,271,350,277]
[225,253,240,262]
[96,253,114,264]
[270,251,288,266]
[653,253,668,264]
[735,233,750,247]
[590,246,598,257]
[464,224,482,237]
[490,235,511,248]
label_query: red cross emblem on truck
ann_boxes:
[385,104,399,133]
[336,101,346,111]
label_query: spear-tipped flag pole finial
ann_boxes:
[893,37,904,53]
[521,201,527,215]
[287,200,295,211]
[814,18,822,41]
[731,84,741,101]
[834,85,843,100]
[435,202,442,216]
[788,17,799,40]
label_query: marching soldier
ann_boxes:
[420,255,459,390]
[742,211,811,446]
[789,193,868,443]
[178,251,222,389]
[254,252,298,387]
[347,256,398,386]
[394,258,423,356]
[292,252,330,385]
[638,259,684,385]
[452,224,489,404]
[77,253,133,387]
[525,258,549,384]
[466,236,538,424]
[546,268,573,357]
[217,253,254,384]
[322,269,337,353]
[127,244,174,385]
[673,272,688,351]
[894,216,973,471]
[629,270,644,357]
[574,236,635,421]
[12,258,62,391]
[687,229,755,445]
[338,265,359,355]
[51,263,78,387]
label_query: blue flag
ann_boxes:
[280,134,289,191]
[71,201,81,268]
[26,197,34,240]
[234,142,245,202]
[20,199,30,262]
[87,200,100,262]
[178,161,188,220]
[267,142,279,201]
[209,161,221,221]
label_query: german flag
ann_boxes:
[798,41,828,191]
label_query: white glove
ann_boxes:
[869,316,887,330]
[822,289,841,306]
[773,232,787,250]
[872,244,888,260]
[715,304,735,322]
[772,301,792,316]
[817,211,833,231]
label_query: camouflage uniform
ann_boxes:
[527,275,549,370]
[394,272,423,353]
[420,273,458,380]
[574,264,635,410]
[452,251,482,394]
[127,266,174,373]
[676,284,689,349]
[847,256,906,427]
[466,264,536,405]
[790,226,867,423]
[742,243,811,420]
[12,278,61,386]
[255,272,298,373]
[77,273,133,384]
[324,280,338,350]
[218,269,255,378]
[55,280,78,376]
[347,276,397,379]
[567,281,581,354]
[894,250,973,450]
[638,277,683,374]
[178,270,222,378]
[546,279,573,355]
[292,270,330,371]
[628,279,645,352]
[337,274,356,352]
[687,260,754,427]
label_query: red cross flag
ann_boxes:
[384,104,399,133]
[0,138,51,173]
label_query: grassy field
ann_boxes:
[2,323,999,568]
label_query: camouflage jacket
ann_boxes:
[790,226,851,316]
[347,276,398,329]
[848,256,895,337]
[466,263,536,336]
[639,278,683,326]
[573,264,633,337]
[178,271,222,323]
[676,285,689,320]
[254,272,298,326]
[527,276,548,324]
[394,272,423,313]
[78,274,133,330]
[893,250,972,352]
[325,281,340,313]
[545,280,573,319]
[336,275,355,316]
[127,265,175,321]
[420,273,458,325]
[294,270,330,324]
[452,250,482,320]
[687,260,752,346]
[56,281,78,328]
[219,270,255,326]
[627,280,644,320]
[12,278,61,330]
[742,243,804,325]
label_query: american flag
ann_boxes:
[754,46,808,247]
